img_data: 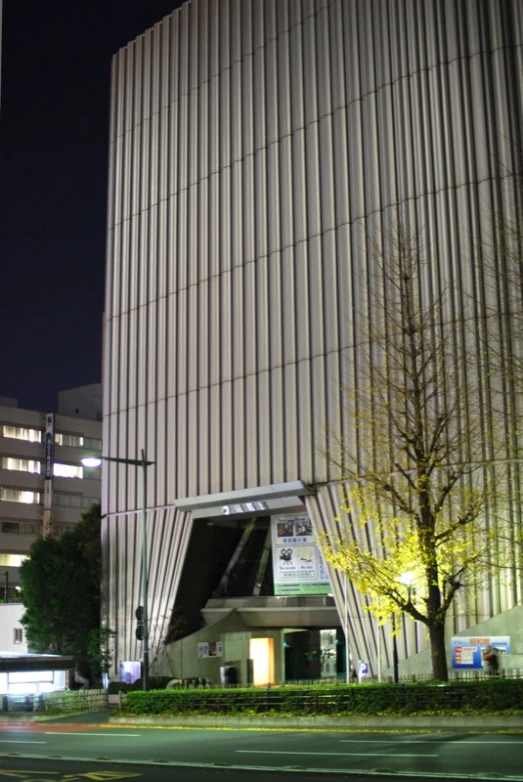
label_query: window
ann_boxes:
[2,457,41,474]
[54,433,84,448]
[51,523,71,537]
[1,521,19,534]
[53,463,83,479]
[0,488,40,504]
[54,433,101,450]
[14,628,23,644]
[84,437,102,450]
[1,521,38,535]
[0,554,27,567]
[53,493,98,509]
[2,425,41,443]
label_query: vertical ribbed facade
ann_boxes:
[103,0,523,671]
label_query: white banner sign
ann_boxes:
[271,513,330,595]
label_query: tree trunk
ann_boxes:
[428,621,448,681]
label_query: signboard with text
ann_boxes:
[42,413,54,537]
[451,636,511,668]
[271,513,331,595]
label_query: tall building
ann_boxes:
[0,0,3,113]
[0,387,102,602]
[103,0,523,683]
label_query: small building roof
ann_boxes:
[0,653,73,673]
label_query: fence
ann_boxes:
[395,668,523,683]
[2,689,108,714]
[155,668,523,689]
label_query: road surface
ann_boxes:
[0,716,522,779]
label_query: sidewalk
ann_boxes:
[0,710,111,725]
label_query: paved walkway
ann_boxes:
[42,709,112,723]
[0,709,112,726]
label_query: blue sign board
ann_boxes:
[451,636,511,669]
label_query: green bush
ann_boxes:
[117,680,523,717]
[108,676,172,695]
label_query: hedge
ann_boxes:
[118,679,523,717]
[108,677,172,695]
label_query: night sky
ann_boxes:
[0,0,184,412]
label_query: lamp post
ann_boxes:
[82,449,154,691]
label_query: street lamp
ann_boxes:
[81,449,154,691]
[399,571,415,602]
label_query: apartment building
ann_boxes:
[0,387,102,600]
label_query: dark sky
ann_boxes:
[0,0,184,412]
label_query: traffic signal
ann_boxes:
[135,605,144,641]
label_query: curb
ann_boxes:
[108,714,523,731]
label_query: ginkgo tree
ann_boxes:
[321,221,515,682]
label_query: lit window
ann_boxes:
[13,628,23,644]
[2,425,41,443]
[55,433,84,448]
[0,488,40,504]
[2,457,41,474]
[53,463,83,479]
[0,554,28,567]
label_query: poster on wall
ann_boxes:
[451,636,511,669]
[271,513,331,595]
[197,641,223,658]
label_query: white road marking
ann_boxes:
[237,749,438,758]
[340,739,523,745]
[0,740,46,744]
[44,732,141,737]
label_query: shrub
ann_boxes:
[117,680,523,717]
[108,676,172,695]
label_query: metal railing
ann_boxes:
[1,689,108,714]
[160,668,523,689]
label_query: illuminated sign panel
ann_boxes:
[271,513,330,595]
[451,636,511,668]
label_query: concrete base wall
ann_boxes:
[152,610,284,685]
[384,604,523,679]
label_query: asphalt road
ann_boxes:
[0,718,522,779]
[0,757,360,782]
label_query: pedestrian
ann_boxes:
[482,645,499,676]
